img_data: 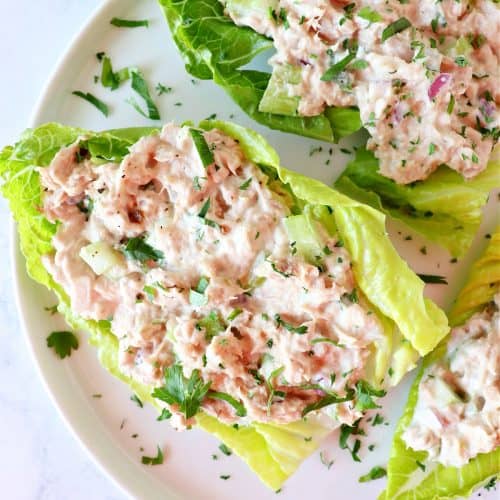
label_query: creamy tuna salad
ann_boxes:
[403,294,500,467]
[39,123,388,429]
[222,0,500,183]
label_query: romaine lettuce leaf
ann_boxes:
[1,121,449,490]
[381,227,500,500]
[157,0,362,142]
[335,148,500,257]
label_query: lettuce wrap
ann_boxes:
[0,121,449,490]
[381,227,500,500]
[156,0,362,143]
[335,148,500,257]
[157,0,500,257]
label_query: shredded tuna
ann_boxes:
[40,124,386,429]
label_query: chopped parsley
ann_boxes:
[152,364,211,420]
[319,451,335,469]
[416,460,426,472]
[130,394,143,408]
[357,6,382,24]
[190,129,215,168]
[157,408,172,421]
[239,178,252,190]
[274,314,308,334]
[219,475,231,480]
[302,388,355,417]
[208,391,247,416]
[417,273,448,285]
[46,331,79,359]
[358,466,386,482]
[156,83,172,95]
[110,17,149,28]
[123,236,164,262]
[354,380,386,411]
[72,91,109,117]
[339,419,365,462]
[381,17,411,42]
[371,413,384,426]
[219,443,232,456]
[127,70,160,120]
[141,446,164,466]
[196,311,226,341]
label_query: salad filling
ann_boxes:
[222,0,500,183]
[402,295,500,467]
[39,123,387,429]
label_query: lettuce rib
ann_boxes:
[1,121,449,490]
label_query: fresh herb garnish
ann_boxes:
[381,17,411,42]
[371,413,384,426]
[156,83,172,95]
[321,52,356,81]
[266,366,285,415]
[310,337,345,348]
[196,311,226,340]
[416,460,426,472]
[417,273,448,284]
[46,331,79,359]
[357,6,382,24]
[198,198,211,218]
[358,466,386,482]
[219,443,232,456]
[152,365,211,420]
[268,261,291,278]
[141,446,164,465]
[484,477,497,491]
[209,391,247,417]
[219,475,231,480]
[44,304,59,315]
[127,70,160,120]
[302,388,355,417]
[110,17,149,28]
[190,129,215,168]
[157,408,172,421]
[354,380,386,411]
[189,276,210,306]
[239,178,252,190]
[123,237,164,262]
[227,308,243,321]
[72,91,109,117]
[339,419,365,462]
[130,394,143,408]
[100,56,131,90]
[274,314,308,334]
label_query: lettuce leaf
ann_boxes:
[157,0,362,142]
[335,148,500,257]
[382,227,500,500]
[1,121,448,490]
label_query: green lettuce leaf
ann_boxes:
[1,121,449,490]
[335,148,500,257]
[157,0,362,142]
[382,227,500,500]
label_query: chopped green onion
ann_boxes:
[72,91,109,116]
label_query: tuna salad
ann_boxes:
[39,123,391,429]
[222,0,500,183]
[402,294,500,467]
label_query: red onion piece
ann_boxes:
[428,73,451,99]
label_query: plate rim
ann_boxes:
[10,0,180,498]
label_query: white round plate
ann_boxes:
[12,0,499,499]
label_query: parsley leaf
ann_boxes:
[358,466,386,482]
[417,273,448,284]
[196,311,226,341]
[302,388,355,417]
[100,56,131,90]
[381,17,411,42]
[219,443,232,456]
[152,365,211,419]
[274,314,308,334]
[209,391,247,417]
[354,380,386,411]
[339,418,365,462]
[190,129,215,168]
[130,394,143,408]
[127,70,160,120]
[141,446,164,465]
[110,17,149,28]
[157,408,172,421]
[46,331,79,359]
[123,237,164,262]
[357,6,382,23]
[72,91,109,117]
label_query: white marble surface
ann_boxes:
[0,1,124,498]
